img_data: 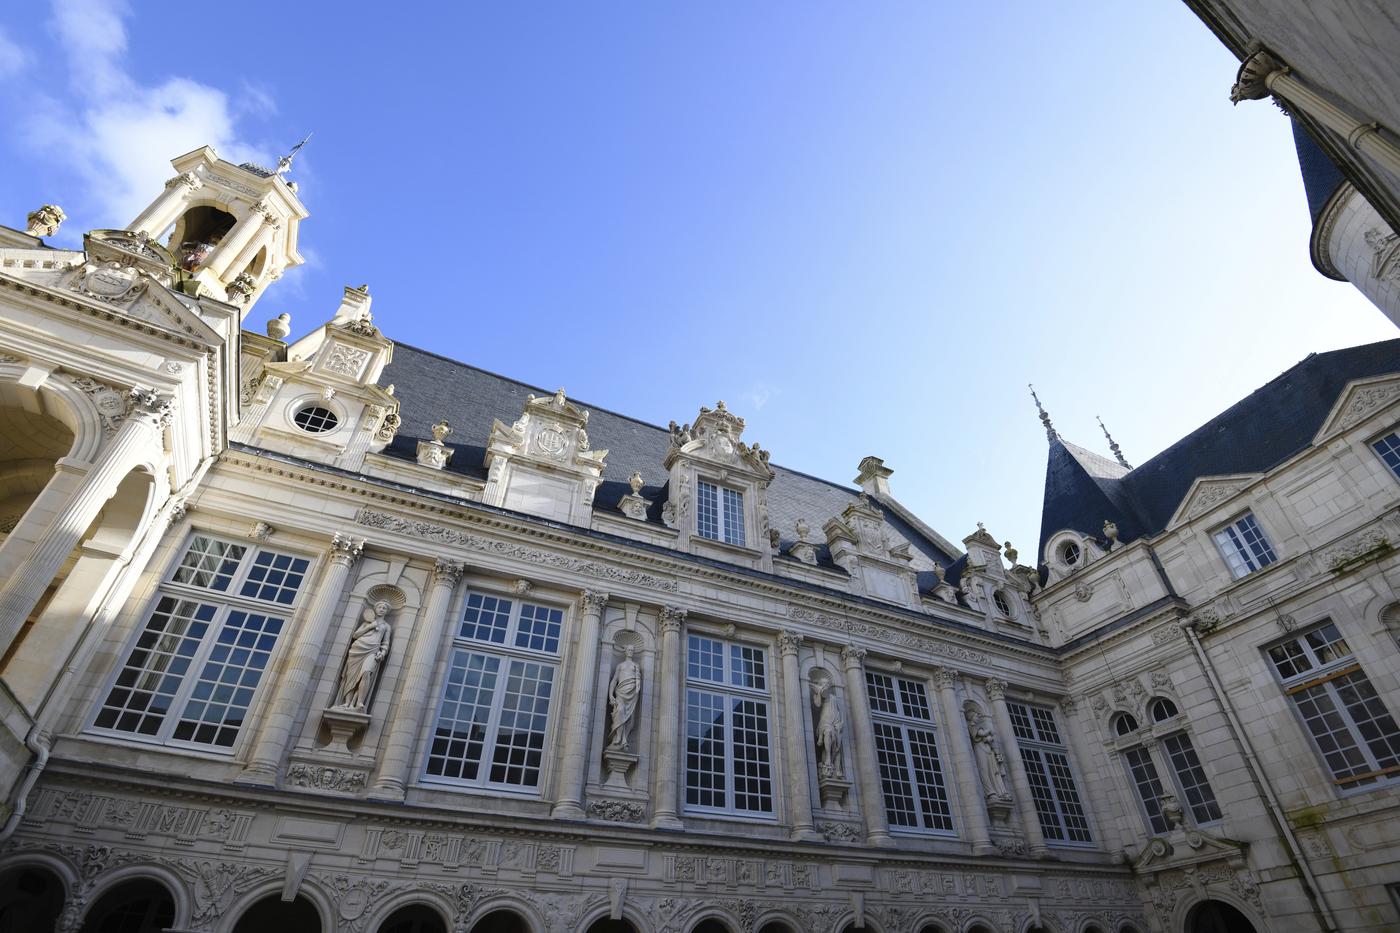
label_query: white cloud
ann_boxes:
[0,27,29,78]
[743,383,778,412]
[27,0,274,229]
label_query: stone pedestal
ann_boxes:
[602,748,638,790]
[818,774,851,808]
[321,707,370,754]
[985,794,1014,827]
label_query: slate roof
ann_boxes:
[1037,338,1400,557]
[378,344,960,576]
[1292,119,1347,224]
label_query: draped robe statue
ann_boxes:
[965,706,1011,800]
[335,600,393,712]
[812,678,844,778]
[607,646,641,751]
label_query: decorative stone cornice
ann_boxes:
[581,590,610,613]
[660,606,687,632]
[777,630,804,656]
[431,558,464,588]
[328,532,365,567]
[984,679,1009,701]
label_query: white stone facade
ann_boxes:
[0,147,1395,933]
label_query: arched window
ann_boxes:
[1060,541,1081,566]
[78,879,176,933]
[0,865,64,933]
[1149,697,1179,722]
[231,894,320,931]
[380,904,447,933]
[1187,899,1258,933]
[1113,713,1139,736]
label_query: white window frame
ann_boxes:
[1267,621,1400,792]
[1212,512,1277,579]
[1121,743,1170,834]
[1371,429,1400,482]
[1007,701,1094,846]
[421,589,566,795]
[88,533,310,753]
[695,478,746,547]
[865,670,955,835]
[683,630,775,818]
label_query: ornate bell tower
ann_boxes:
[126,143,309,316]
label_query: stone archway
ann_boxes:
[77,878,175,933]
[231,893,322,932]
[471,909,532,933]
[586,920,640,933]
[0,864,64,933]
[380,903,448,933]
[1186,900,1257,933]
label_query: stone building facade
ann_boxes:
[0,147,1396,933]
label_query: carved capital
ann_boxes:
[249,199,274,219]
[1229,48,1285,104]
[777,630,804,656]
[840,644,866,669]
[984,678,1009,701]
[581,589,610,614]
[165,172,202,191]
[328,532,365,567]
[932,667,959,689]
[432,558,464,588]
[125,386,175,428]
[1059,695,1078,715]
[660,606,687,633]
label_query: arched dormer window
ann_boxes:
[1060,541,1081,566]
[1149,697,1179,722]
[1113,713,1139,736]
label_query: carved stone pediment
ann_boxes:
[488,388,607,474]
[1313,374,1400,443]
[823,495,919,607]
[664,401,772,478]
[1133,827,1248,874]
[85,229,176,283]
[1167,475,1261,528]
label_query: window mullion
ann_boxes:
[897,722,925,826]
[1325,679,1383,773]
[161,601,229,744]
[477,653,514,788]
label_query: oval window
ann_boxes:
[293,405,339,434]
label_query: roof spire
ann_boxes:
[1029,384,1059,444]
[1097,415,1133,469]
[276,133,312,176]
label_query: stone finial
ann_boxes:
[1096,416,1132,469]
[416,420,454,470]
[1104,520,1121,548]
[854,455,893,497]
[1003,541,1018,564]
[431,420,452,444]
[25,205,66,238]
[1029,384,1059,444]
[266,313,291,340]
[628,471,643,496]
[795,518,811,542]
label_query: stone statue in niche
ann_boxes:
[334,599,394,712]
[607,646,642,751]
[812,678,844,778]
[965,703,1011,802]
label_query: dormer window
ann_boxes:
[992,589,1012,617]
[1060,542,1081,566]
[1212,513,1276,579]
[697,480,745,546]
[1113,713,1140,736]
[292,405,339,434]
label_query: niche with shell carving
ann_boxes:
[320,583,406,752]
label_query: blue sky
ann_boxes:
[1,1,1394,558]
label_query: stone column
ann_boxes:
[130,172,201,235]
[0,457,88,582]
[934,667,995,855]
[650,606,685,830]
[369,558,463,799]
[204,203,270,279]
[223,224,276,284]
[778,631,821,841]
[239,532,364,783]
[551,589,609,820]
[0,388,172,658]
[986,678,1048,857]
[841,645,892,846]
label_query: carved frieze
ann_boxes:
[787,605,988,664]
[355,508,679,592]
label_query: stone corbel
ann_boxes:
[416,420,454,470]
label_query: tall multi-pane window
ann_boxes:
[1373,431,1400,480]
[1007,701,1093,844]
[1149,698,1222,824]
[684,633,773,815]
[92,534,309,749]
[424,592,564,791]
[1268,621,1400,789]
[1123,744,1170,834]
[866,672,953,833]
[1212,513,1277,579]
[696,480,745,547]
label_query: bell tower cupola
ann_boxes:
[127,141,310,317]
